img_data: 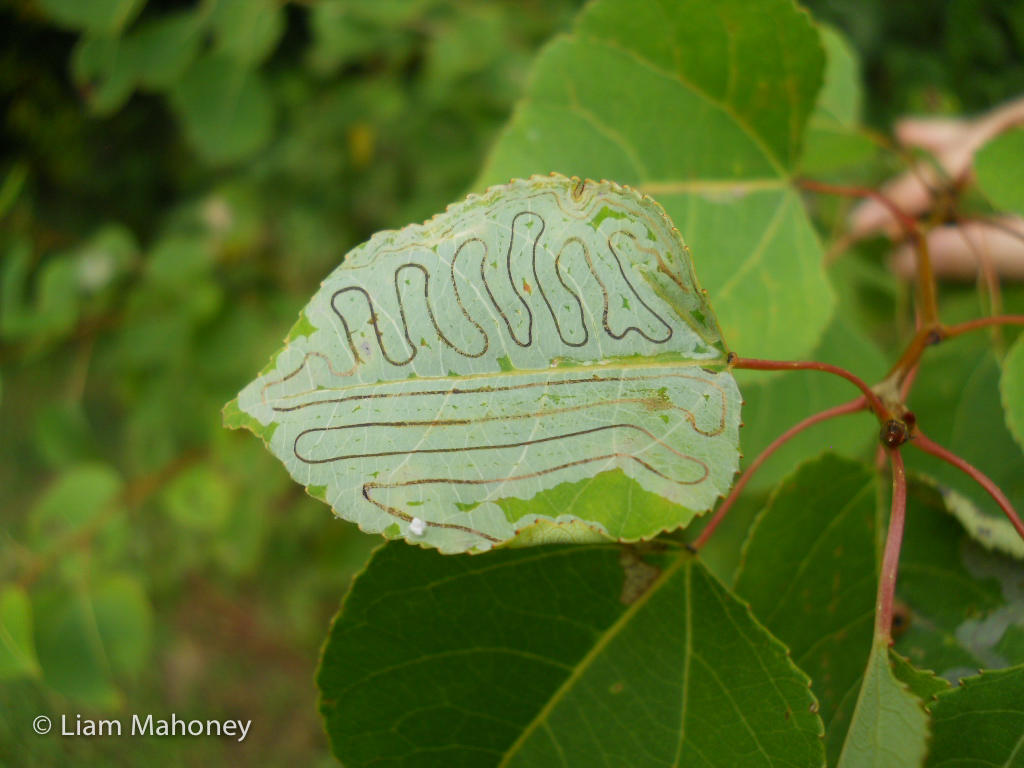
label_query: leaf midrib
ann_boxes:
[575,32,789,179]
[496,552,689,767]
[266,357,730,403]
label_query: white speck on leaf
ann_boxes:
[409,517,426,536]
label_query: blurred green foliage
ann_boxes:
[1,0,578,763]
[2,0,1023,765]
[805,0,1024,123]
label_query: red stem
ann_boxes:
[876,448,908,643]
[691,397,867,551]
[797,178,919,235]
[730,356,889,420]
[942,314,1024,340]
[911,432,1024,543]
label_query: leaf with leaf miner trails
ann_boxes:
[227,175,741,553]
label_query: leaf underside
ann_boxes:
[228,175,741,553]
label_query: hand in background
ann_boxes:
[849,97,1024,281]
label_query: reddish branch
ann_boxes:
[876,448,908,643]
[798,177,940,326]
[942,314,1024,340]
[798,178,920,235]
[911,432,1024,543]
[730,356,889,420]
[691,397,867,551]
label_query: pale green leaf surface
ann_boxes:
[837,639,931,768]
[318,542,824,768]
[476,0,834,362]
[975,128,1024,215]
[0,585,41,679]
[1003,333,1024,453]
[925,665,1024,767]
[230,175,741,553]
[160,464,234,532]
[28,463,122,547]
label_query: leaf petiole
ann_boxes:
[690,397,867,550]
[729,355,890,419]
[876,448,908,643]
[911,431,1024,543]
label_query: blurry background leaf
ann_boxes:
[1002,334,1024,451]
[0,584,41,679]
[800,25,879,176]
[169,54,274,164]
[207,0,284,67]
[33,574,152,707]
[36,0,144,35]
[975,127,1024,215]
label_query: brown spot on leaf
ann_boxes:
[619,546,661,605]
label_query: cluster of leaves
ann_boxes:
[229,0,1024,765]
[0,0,577,764]
[2,0,1023,766]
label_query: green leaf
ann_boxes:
[798,25,877,175]
[71,35,137,115]
[207,0,285,66]
[230,175,741,553]
[895,480,1024,677]
[37,0,144,35]
[160,464,234,532]
[0,585,41,679]
[318,542,824,767]
[1002,333,1024,452]
[735,454,879,763]
[29,463,122,547]
[925,665,1024,767]
[905,337,1024,555]
[889,650,948,702]
[814,25,863,126]
[836,639,932,768]
[169,54,274,164]
[129,11,203,89]
[34,575,152,706]
[975,127,1024,215]
[477,0,834,362]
